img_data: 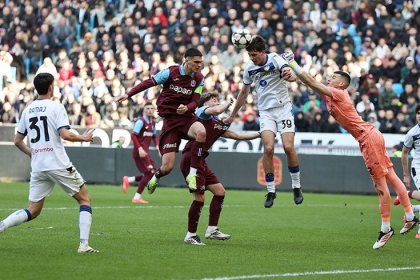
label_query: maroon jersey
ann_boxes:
[183,114,230,158]
[131,116,157,156]
[152,65,204,117]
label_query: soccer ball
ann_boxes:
[231,29,252,49]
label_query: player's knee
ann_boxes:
[264,145,275,157]
[283,143,296,155]
[194,193,205,202]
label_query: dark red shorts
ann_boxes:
[159,116,198,155]
[180,151,219,194]
[132,153,156,174]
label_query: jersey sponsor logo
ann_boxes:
[214,123,229,131]
[162,142,177,149]
[413,134,420,141]
[143,131,154,137]
[29,106,47,113]
[169,84,193,95]
[31,147,54,154]
[259,80,268,87]
[248,63,275,76]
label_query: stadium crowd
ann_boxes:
[0,0,419,134]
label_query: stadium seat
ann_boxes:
[392,83,404,97]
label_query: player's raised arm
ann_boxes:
[203,98,233,116]
[226,85,250,123]
[222,129,260,141]
[282,52,332,97]
[115,68,171,103]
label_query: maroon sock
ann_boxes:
[190,141,205,170]
[155,168,167,179]
[408,190,413,199]
[134,176,143,182]
[209,195,224,227]
[137,173,153,194]
[188,200,204,233]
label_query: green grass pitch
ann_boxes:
[0,182,419,280]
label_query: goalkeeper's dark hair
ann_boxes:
[199,92,219,107]
[334,71,351,89]
[33,73,54,95]
[185,48,203,58]
[246,35,266,52]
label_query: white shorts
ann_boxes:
[411,167,420,191]
[259,103,295,135]
[29,167,85,202]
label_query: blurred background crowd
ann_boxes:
[0,0,419,134]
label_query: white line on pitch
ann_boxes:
[197,266,420,280]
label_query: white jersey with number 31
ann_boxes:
[17,99,72,172]
[243,53,291,111]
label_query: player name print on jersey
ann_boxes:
[29,106,47,113]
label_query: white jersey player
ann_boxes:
[0,73,99,253]
[227,36,303,208]
[398,105,420,236]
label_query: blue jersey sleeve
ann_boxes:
[133,119,144,135]
[152,68,170,85]
[196,106,212,120]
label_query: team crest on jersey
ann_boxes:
[191,80,196,87]
[264,65,270,71]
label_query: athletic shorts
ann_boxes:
[29,166,85,202]
[180,152,219,194]
[359,128,393,180]
[259,102,295,135]
[132,154,156,174]
[159,116,198,154]
[410,167,420,190]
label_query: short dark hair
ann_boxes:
[33,73,54,95]
[334,71,351,88]
[246,35,266,52]
[185,48,203,58]
[416,104,420,114]
[199,92,219,107]
[144,102,154,107]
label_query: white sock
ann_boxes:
[266,181,275,193]
[2,209,31,229]
[186,232,196,238]
[290,171,301,189]
[133,193,141,199]
[381,221,391,233]
[128,176,136,183]
[189,168,197,176]
[79,210,92,246]
[405,211,415,221]
[206,226,217,234]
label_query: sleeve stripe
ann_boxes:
[17,130,27,136]
[57,125,71,131]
